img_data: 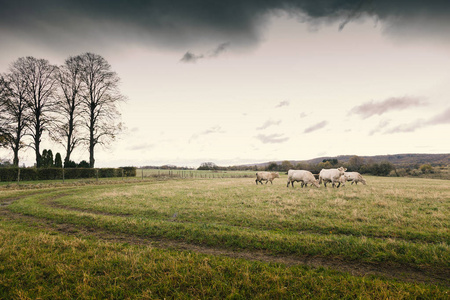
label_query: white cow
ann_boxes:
[319,167,347,188]
[287,170,320,188]
[336,174,348,188]
[255,172,280,185]
[344,172,367,185]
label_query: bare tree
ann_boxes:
[0,73,29,166]
[79,53,124,168]
[55,55,84,166]
[12,57,58,168]
[0,76,11,148]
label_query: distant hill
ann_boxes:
[242,153,450,168]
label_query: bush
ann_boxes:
[64,160,77,168]
[0,167,137,181]
[121,167,137,177]
[419,164,433,174]
[77,160,90,168]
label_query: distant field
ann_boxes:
[0,175,448,298]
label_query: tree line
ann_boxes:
[197,156,396,176]
[0,53,124,168]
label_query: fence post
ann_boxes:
[17,167,20,184]
[96,169,99,181]
[142,169,144,179]
[122,168,124,180]
[63,168,65,183]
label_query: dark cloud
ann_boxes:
[350,97,427,118]
[255,133,289,144]
[180,52,204,63]
[210,42,231,57]
[304,120,328,133]
[256,119,282,130]
[180,42,230,63]
[1,1,449,52]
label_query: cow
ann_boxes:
[344,172,367,185]
[319,167,347,188]
[336,174,348,188]
[287,169,320,188]
[255,172,280,185]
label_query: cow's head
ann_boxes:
[273,172,280,178]
[337,167,347,175]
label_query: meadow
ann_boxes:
[0,173,448,299]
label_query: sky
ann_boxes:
[1,0,450,168]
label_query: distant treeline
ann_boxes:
[141,165,195,170]
[197,156,448,178]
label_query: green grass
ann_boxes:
[0,175,449,298]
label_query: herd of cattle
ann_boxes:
[255,167,367,188]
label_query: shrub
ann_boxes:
[0,167,137,181]
[54,153,63,168]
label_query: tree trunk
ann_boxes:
[65,115,74,165]
[13,149,19,167]
[89,128,95,168]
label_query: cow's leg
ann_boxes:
[256,179,258,185]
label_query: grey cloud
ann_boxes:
[428,107,450,125]
[256,119,282,130]
[255,133,289,144]
[350,97,427,119]
[180,42,230,63]
[211,42,231,57]
[2,1,449,52]
[369,119,390,135]
[189,125,225,142]
[275,101,290,108]
[128,143,155,151]
[383,107,450,134]
[304,120,328,133]
[180,52,204,63]
[384,120,425,134]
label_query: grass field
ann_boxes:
[0,174,449,299]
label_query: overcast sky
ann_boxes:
[1,0,450,168]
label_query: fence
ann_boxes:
[138,169,255,179]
